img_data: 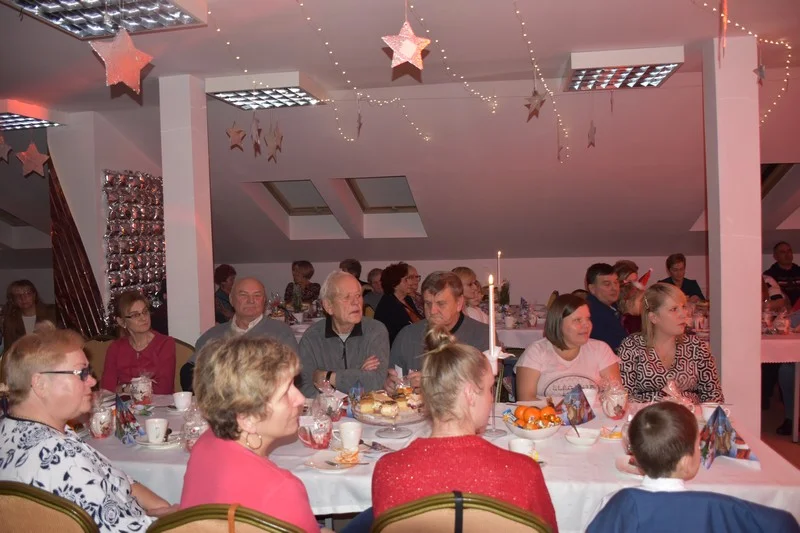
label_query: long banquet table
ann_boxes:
[90,395,800,533]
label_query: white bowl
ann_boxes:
[564,428,600,447]
[503,419,561,441]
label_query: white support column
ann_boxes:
[159,75,214,344]
[703,37,762,435]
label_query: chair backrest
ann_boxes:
[0,481,99,533]
[372,491,552,533]
[83,336,115,384]
[173,339,195,392]
[545,291,559,309]
[148,504,305,533]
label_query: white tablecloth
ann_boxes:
[497,326,544,349]
[89,396,800,533]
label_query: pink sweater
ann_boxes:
[180,431,319,532]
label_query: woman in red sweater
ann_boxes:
[371,328,558,531]
[100,291,176,395]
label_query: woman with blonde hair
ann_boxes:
[100,290,176,395]
[618,283,723,403]
[371,327,557,530]
[0,328,174,532]
[180,336,327,532]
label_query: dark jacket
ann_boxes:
[2,303,58,352]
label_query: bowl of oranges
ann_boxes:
[503,404,562,441]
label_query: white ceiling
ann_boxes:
[1,0,800,267]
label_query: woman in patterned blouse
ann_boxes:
[618,283,724,404]
[0,327,176,533]
[284,260,321,307]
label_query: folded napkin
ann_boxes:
[700,407,759,469]
[482,348,512,376]
[559,384,596,426]
[114,395,145,445]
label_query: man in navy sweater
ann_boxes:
[585,263,627,352]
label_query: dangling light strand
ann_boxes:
[512,0,570,162]
[407,3,499,113]
[295,1,431,142]
[694,1,792,125]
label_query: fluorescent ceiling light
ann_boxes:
[206,72,327,111]
[1,0,207,40]
[567,46,684,91]
[0,100,65,131]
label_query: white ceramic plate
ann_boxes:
[565,428,600,447]
[135,434,182,449]
[304,450,360,473]
[615,455,644,479]
[166,405,189,413]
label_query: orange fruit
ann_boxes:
[515,419,526,428]
[522,406,541,422]
[540,406,557,417]
[514,406,527,420]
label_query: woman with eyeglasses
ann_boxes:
[2,279,58,353]
[100,290,176,395]
[0,327,177,532]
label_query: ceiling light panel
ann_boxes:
[1,0,207,40]
[206,72,328,111]
[210,88,320,110]
[567,46,684,91]
[0,113,60,131]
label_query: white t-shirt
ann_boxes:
[22,315,37,334]
[463,305,489,324]
[514,338,620,397]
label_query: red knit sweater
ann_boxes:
[372,435,558,531]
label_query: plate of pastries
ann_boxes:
[353,389,425,426]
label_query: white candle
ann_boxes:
[488,274,496,358]
[496,251,502,287]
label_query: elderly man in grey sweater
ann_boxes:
[179,277,298,391]
[387,271,491,393]
[298,271,390,397]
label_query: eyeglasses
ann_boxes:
[405,275,421,281]
[40,366,94,382]
[11,290,34,298]
[124,308,151,320]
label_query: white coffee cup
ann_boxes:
[509,438,535,456]
[333,421,363,451]
[145,418,168,444]
[701,403,731,421]
[583,388,598,406]
[173,392,193,411]
[529,315,538,327]
[504,316,516,329]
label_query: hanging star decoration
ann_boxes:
[524,90,546,122]
[557,143,564,163]
[265,124,280,164]
[16,141,50,177]
[588,120,597,148]
[382,21,430,70]
[273,122,284,153]
[0,135,11,163]
[754,63,766,86]
[226,123,246,150]
[89,28,153,94]
[250,115,262,157]
[718,0,728,66]
[356,111,363,139]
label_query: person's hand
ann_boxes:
[147,504,180,518]
[384,368,400,394]
[361,355,380,371]
[408,370,421,389]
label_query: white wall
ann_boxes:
[0,269,55,303]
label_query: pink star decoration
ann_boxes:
[16,141,50,177]
[382,21,430,70]
[0,135,11,163]
[265,123,281,164]
[524,90,546,122]
[90,29,153,94]
[226,123,246,150]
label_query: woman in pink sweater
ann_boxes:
[180,336,327,532]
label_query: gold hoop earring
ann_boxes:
[245,432,263,450]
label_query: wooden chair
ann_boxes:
[0,481,99,532]
[83,335,115,385]
[545,291,559,309]
[372,491,552,533]
[173,339,195,392]
[148,504,305,533]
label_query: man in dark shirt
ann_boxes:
[763,241,800,306]
[585,263,627,351]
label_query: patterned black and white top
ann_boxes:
[0,416,153,532]
[617,333,724,404]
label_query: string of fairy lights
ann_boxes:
[511,0,570,162]
[406,3,499,114]
[692,1,792,126]
[295,0,432,142]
